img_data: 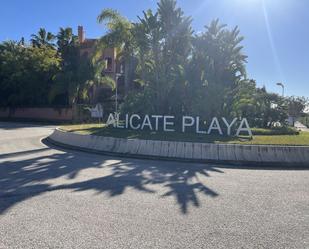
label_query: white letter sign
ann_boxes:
[182,116,195,132]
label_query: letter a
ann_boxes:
[236,118,252,136]
[106,113,116,127]
[141,115,153,130]
[207,117,223,135]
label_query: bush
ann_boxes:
[298,116,309,128]
[252,126,299,136]
[120,90,156,115]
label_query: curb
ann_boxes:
[46,130,309,168]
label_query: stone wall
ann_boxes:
[0,107,73,121]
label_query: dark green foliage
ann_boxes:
[0,27,114,107]
[251,127,299,136]
[113,0,299,128]
[231,80,288,127]
[120,89,156,114]
[30,28,55,48]
[286,96,308,125]
[0,41,60,107]
[117,1,250,119]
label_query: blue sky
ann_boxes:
[1,0,308,97]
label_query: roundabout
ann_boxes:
[48,127,309,166]
[0,122,309,248]
[1,0,309,247]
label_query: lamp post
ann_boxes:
[276,82,285,97]
[115,73,122,114]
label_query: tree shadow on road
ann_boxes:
[0,146,222,215]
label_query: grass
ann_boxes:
[60,123,309,146]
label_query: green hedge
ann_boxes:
[252,127,299,136]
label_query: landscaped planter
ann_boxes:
[48,128,309,166]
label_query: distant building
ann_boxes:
[77,26,125,106]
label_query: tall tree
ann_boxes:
[286,96,308,126]
[187,19,247,119]
[49,27,115,106]
[30,28,55,48]
[130,0,193,114]
[0,41,60,107]
[56,27,79,64]
[97,9,134,94]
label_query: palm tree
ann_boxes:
[56,27,79,69]
[187,19,248,118]
[0,40,20,51]
[49,57,115,106]
[96,9,134,95]
[83,60,116,101]
[133,0,192,114]
[31,28,55,48]
[56,28,78,53]
[133,9,161,87]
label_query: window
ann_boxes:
[105,57,113,72]
[120,63,124,74]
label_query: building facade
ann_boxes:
[77,26,125,107]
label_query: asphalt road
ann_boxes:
[0,122,308,249]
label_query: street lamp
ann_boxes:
[276,82,285,97]
[115,73,122,114]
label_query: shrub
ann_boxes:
[252,126,299,136]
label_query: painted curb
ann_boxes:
[47,128,309,166]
